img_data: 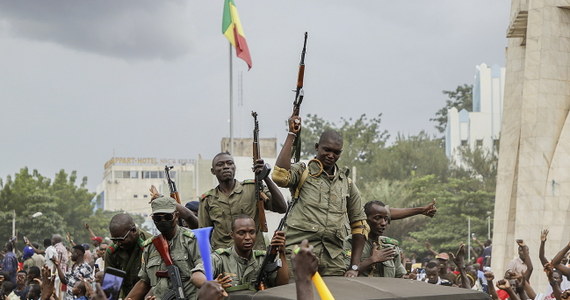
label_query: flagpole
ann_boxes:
[229,43,234,155]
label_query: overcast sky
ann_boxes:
[0,1,511,191]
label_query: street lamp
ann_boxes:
[31,212,43,218]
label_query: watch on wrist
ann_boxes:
[350,264,359,271]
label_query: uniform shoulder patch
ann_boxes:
[141,237,154,247]
[380,236,399,246]
[253,250,266,257]
[242,179,255,184]
[200,189,215,201]
[181,228,195,239]
[214,248,231,255]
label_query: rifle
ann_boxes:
[165,166,181,204]
[291,32,308,163]
[165,166,184,226]
[152,235,185,300]
[251,111,270,233]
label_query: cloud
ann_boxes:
[0,0,195,60]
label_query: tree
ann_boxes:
[0,168,95,245]
[431,84,473,134]
[399,175,494,259]
[372,132,450,182]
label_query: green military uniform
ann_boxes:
[104,230,149,297]
[192,247,278,292]
[276,161,366,276]
[344,235,406,278]
[199,180,275,250]
[138,227,203,300]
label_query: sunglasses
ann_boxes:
[152,213,175,222]
[110,226,136,242]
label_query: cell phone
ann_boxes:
[102,267,126,300]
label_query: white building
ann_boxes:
[93,157,216,216]
[446,63,505,165]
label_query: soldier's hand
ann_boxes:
[252,160,270,180]
[271,231,286,252]
[370,245,396,263]
[215,274,232,289]
[484,271,495,281]
[288,116,302,134]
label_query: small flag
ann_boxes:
[222,0,252,69]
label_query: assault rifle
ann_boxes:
[152,235,185,300]
[165,166,181,204]
[165,166,184,226]
[291,32,308,163]
[252,111,270,233]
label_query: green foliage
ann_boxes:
[372,132,450,182]
[453,146,498,192]
[0,167,95,246]
[400,176,494,258]
[431,84,473,134]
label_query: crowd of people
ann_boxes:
[2,114,570,300]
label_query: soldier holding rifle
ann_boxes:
[126,196,203,300]
[199,143,286,249]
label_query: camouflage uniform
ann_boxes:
[138,227,203,300]
[192,247,278,292]
[344,235,406,278]
[199,180,275,250]
[274,161,366,276]
[104,231,149,297]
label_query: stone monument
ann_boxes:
[493,0,570,291]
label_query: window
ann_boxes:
[134,194,138,198]
[461,140,468,146]
[114,171,139,179]
[142,171,167,179]
[476,139,483,147]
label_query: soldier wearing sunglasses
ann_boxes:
[127,196,203,300]
[104,213,150,297]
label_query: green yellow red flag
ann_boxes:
[222,0,252,69]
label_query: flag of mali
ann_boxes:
[222,0,252,69]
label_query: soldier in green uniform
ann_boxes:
[126,196,203,300]
[199,152,287,250]
[191,215,288,292]
[273,118,368,277]
[273,116,439,278]
[104,213,149,297]
[347,200,407,278]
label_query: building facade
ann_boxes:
[446,63,505,166]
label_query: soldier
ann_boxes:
[272,118,368,277]
[273,116,438,278]
[199,152,287,250]
[104,213,149,297]
[126,196,203,300]
[191,215,288,292]
[350,200,406,278]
